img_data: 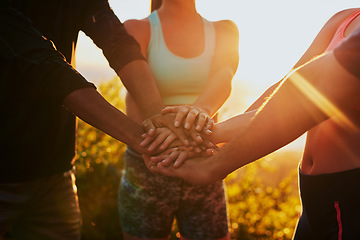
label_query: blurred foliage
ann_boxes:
[225,159,301,240]
[75,77,126,239]
[75,78,301,239]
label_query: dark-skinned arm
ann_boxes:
[63,87,152,155]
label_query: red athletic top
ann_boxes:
[326,9,360,51]
[326,9,360,110]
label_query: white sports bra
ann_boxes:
[147,11,216,105]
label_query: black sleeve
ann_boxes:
[333,27,360,79]
[0,6,95,106]
[80,0,146,72]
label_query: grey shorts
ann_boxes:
[118,147,229,239]
[0,169,81,240]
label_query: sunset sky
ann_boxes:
[75,0,359,150]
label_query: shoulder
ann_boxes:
[323,8,360,31]
[330,8,360,20]
[212,19,239,39]
[316,8,360,44]
[207,19,239,69]
[210,19,239,52]
[123,18,150,36]
[124,18,151,56]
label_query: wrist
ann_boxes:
[208,154,229,182]
[193,104,212,116]
[209,122,227,144]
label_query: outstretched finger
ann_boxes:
[143,154,158,171]
[148,162,179,177]
[161,106,181,114]
[142,119,156,136]
[188,125,203,145]
[170,126,191,146]
[194,112,207,132]
[159,133,178,151]
[161,151,181,167]
[204,118,214,133]
[173,151,192,168]
[174,106,190,127]
[184,108,200,130]
[201,139,215,148]
[147,131,168,152]
[149,154,169,163]
[154,113,191,146]
[140,133,155,148]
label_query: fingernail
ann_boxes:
[185,123,190,129]
[196,126,202,131]
[175,121,180,127]
[174,161,179,167]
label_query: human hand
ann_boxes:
[140,127,177,152]
[143,154,221,185]
[144,137,218,167]
[142,113,191,147]
[185,123,216,147]
[148,145,218,168]
[161,105,214,133]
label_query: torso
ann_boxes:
[147,11,215,106]
[125,11,215,124]
[301,9,360,175]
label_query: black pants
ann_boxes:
[0,169,81,240]
[293,168,360,240]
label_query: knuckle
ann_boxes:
[180,106,189,112]
[188,111,198,117]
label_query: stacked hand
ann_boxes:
[162,105,214,133]
[141,105,217,168]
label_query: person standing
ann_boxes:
[0,0,167,239]
[118,0,239,239]
[147,8,360,240]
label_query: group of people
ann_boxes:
[1,0,360,240]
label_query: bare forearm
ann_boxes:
[63,87,148,154]
[117,60,164,117]
[146,47,360,186]
[211,52,360,177]
[209,110,257,144]
[193,68,233,117]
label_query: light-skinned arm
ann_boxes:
[246,9,357,112]
[163,20,239,133]
[147,9,357,164]
[117,60,164,118]
[146,50,360,184]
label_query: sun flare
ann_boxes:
[289,71,359,132]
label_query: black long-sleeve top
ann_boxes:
[0,0,145,182]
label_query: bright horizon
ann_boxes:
[75,0,359,150]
